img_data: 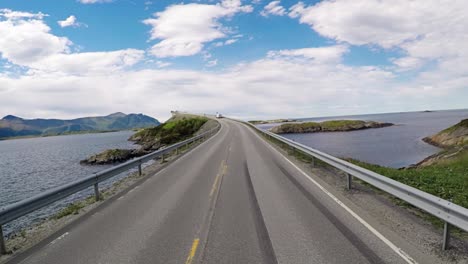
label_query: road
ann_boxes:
[8,119,415,264]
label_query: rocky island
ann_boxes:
[269,120,393,134]
[81,114,214,165]
[249,119,298,125]
[416,118,468,167]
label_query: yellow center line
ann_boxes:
[185,238,200,264]
[209,160,226,197]
[186,157,228,263]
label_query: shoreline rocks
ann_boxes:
[80,148,149,165]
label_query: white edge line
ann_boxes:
[50,232,69,245]
[248,125,418,264]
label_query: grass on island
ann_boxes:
[132,116,208,145]
[271,120,380,133]
[441,119,468,134]
[276,122,321,131]
[320,120,365,130]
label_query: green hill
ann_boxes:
[0,112,160,139]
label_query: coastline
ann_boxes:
[0,129,129,141]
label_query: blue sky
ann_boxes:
[0,0,467,120]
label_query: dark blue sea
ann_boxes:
[0,131,136,235]
[257,109,468,168]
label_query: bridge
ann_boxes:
[1,118,467,264]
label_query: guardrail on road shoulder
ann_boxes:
[0,124,220,255]
[237,119,468,251]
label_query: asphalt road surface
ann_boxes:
[8,119,418,264]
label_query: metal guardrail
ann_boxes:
[0,124,220,254]
[239,120,468,250]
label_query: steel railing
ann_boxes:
[0,124,220,254]
[238,119,468,250]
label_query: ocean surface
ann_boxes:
[0,131,137,235]
[258,109,468,168]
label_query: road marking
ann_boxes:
[255,132,417,264]
[209,160,227,197]
[185,238,200,264]
[50,232,69,245]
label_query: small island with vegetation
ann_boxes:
[81,113,215,165]
[269,120,393,134]
[249,119,298,125]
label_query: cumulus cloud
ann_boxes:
[0,51,399,120]
[0,11,71,66]
[261,1,286,17]
[289,1,468,60]
[28,49,144,75]
[288,0,468,94]
[58,15,83,28]
[0,9,143,75]
[143,0,252,58]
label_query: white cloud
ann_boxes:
[28,49,144,75]
[58,15,82,28]
[214,38,238,47]
[0,11,71,65]
[155,60,171,68]
[206,59,218,67]
[392,57,423,71]
[261,1,286,17]
[267,45,348,63]
[143,0,252,58]
[288,0,468,99]
[0,10,143,75]
[288,1,468,57]
[78,0,113,4]
[0,9,46,20]
[2,42,466,120]
[225,39,238,45]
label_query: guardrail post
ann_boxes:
[310,157,315,167]
[0,225,8,255]
[176,147,180,155]
[138,163,142,176]
[346,173,352,190]
[94,182,100,201]
[161,154,165,164]
[443,222,451,250]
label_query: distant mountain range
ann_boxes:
[0,112,160,139]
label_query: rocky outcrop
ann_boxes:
[423,119,468,148]
[80,149,149,165]
[413,119,468,167]
[414,145,468,167]
[81,114,210,165]
[270,120,393,134]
